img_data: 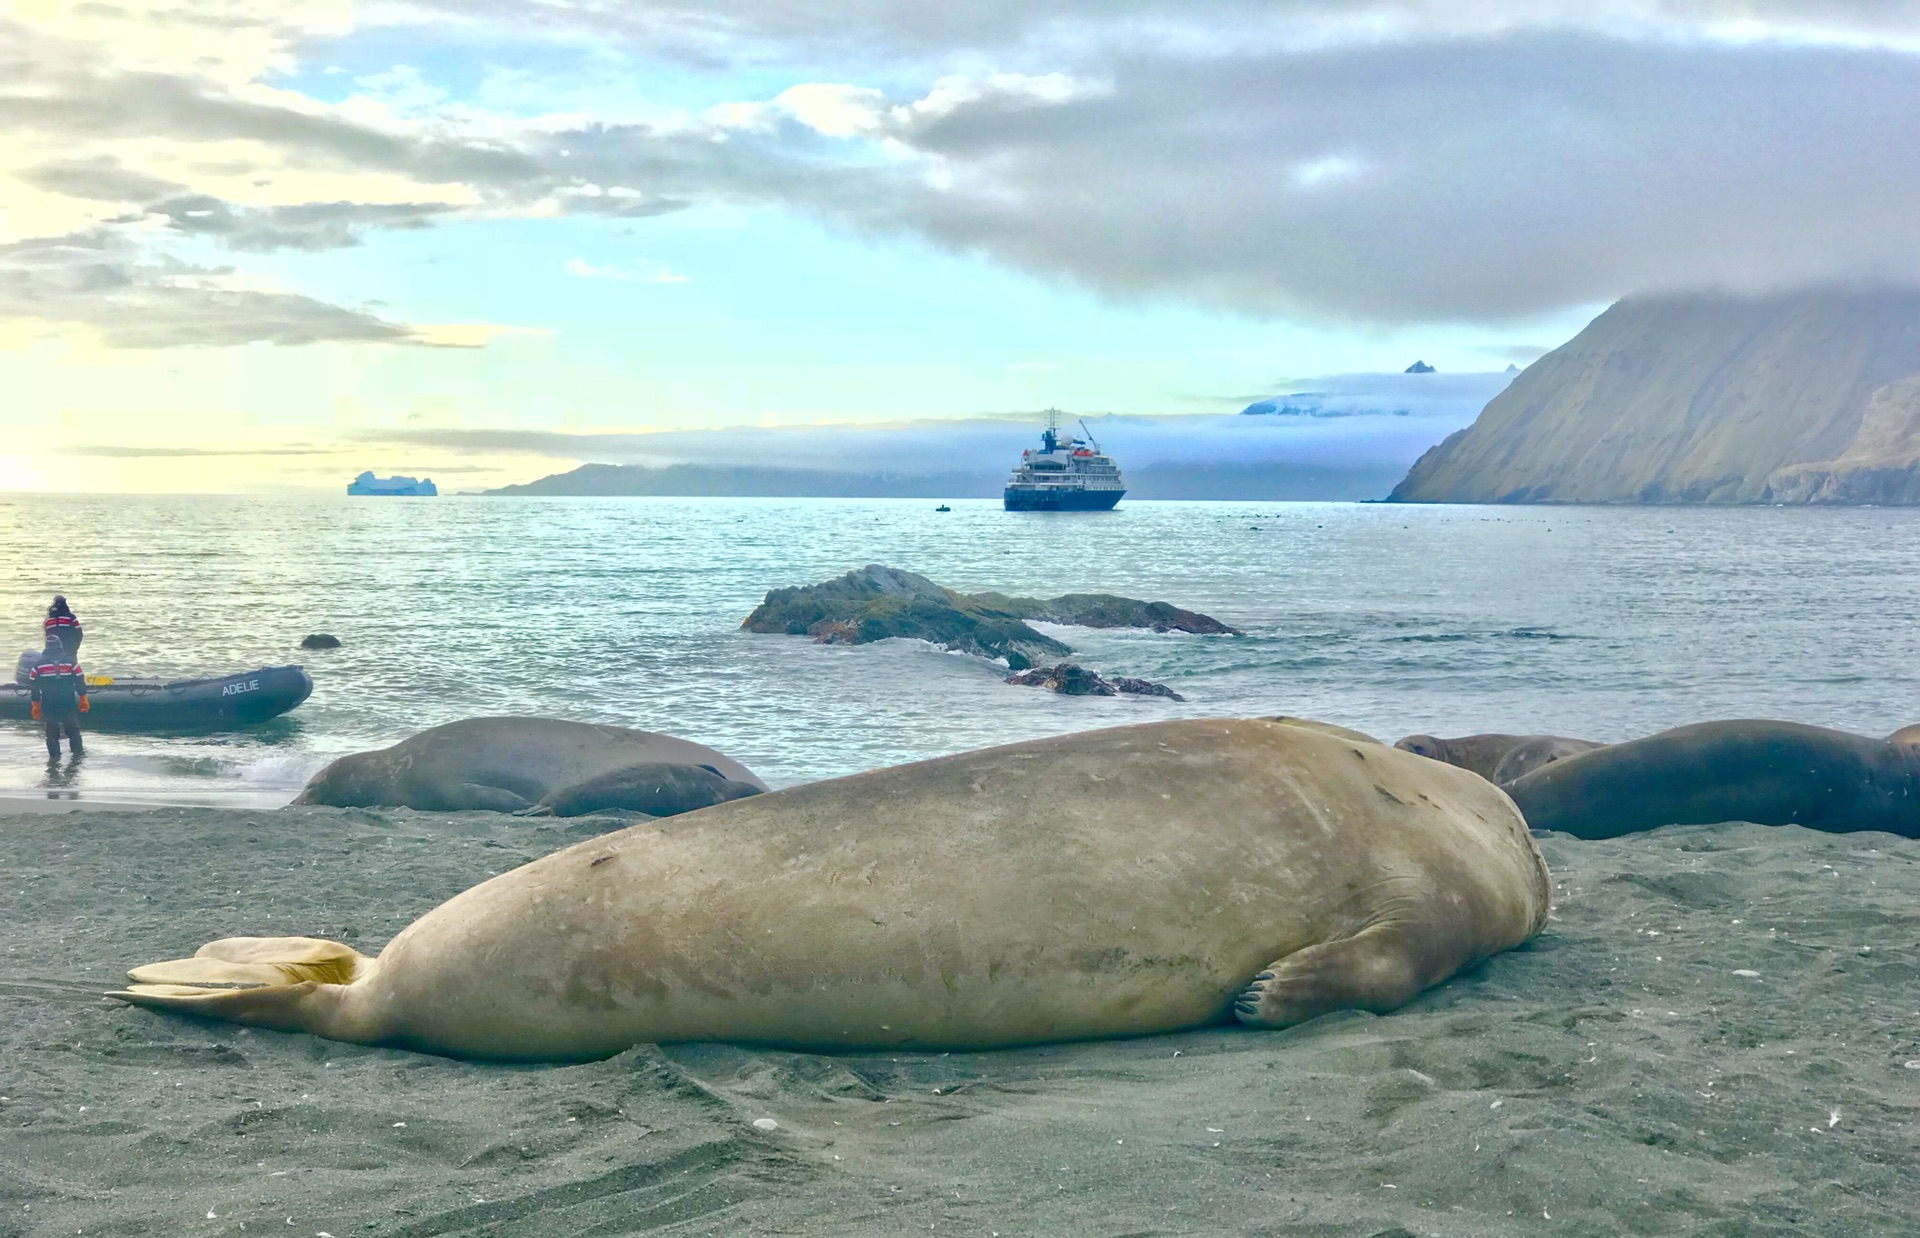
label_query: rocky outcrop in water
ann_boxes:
[1390,288,1920,504]
[1005,663,1185,701]
[744,566,1069,669]
[972,592,1238,635]
[742,565,1235,674]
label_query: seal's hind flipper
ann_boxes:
[110,937,374,1037]
[1231,924,1429,1028]
[125,935,367,988]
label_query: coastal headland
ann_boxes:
[1392,287,1920,504]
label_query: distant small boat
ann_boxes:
[348,471,437,496]
[934,504,952,512]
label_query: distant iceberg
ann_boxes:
[347,470,437,496]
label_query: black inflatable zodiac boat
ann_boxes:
[0,665,313,730]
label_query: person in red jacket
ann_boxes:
[44,595,82,656]
[28,639,88,761]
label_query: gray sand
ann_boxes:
[3,806,1914,1236]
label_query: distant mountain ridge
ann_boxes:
[484,460,1412,501]
[1390,288,1920,504]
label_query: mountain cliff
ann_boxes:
[1389,288,1920,504]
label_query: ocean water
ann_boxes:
[2,494,1917,805]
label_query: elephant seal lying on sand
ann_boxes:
[1261,715,1381,745]
[116,719,1549,1061]
[1394,732,1603,785]
[295,717,767,814]
[517,762,763,818]
[1505,720,1920,839]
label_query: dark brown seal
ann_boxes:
[520,762,764,818]
[1504,720,1920,839]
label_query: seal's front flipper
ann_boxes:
[1231,924,1429,1028]
[110,937,375,1038]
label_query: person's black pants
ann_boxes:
[43,708,82,759]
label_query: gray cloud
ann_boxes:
[396,2,1920,59]
[8,5,1920,344]
[396,21,1920,322]
[149,196,455,251]
[0,230,448,348]
[21,155,182,203]
[823,34,1920,321]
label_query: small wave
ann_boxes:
[1386,628,1584,644]
[153,755,225,778]
[232,753,327,787]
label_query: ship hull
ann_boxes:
[1003,487,1125,512]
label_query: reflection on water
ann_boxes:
[2,494,1917,804]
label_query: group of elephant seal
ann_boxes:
[115,719,1550,1062]
[116,706,1920,1063]
[1503,720,1920,840]
[1393,731,1604,785]
[295,717,766,817]
[1392,719,1920,839]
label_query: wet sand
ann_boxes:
[3,805,1915,1236]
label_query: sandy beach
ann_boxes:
[3,804,1914,1236]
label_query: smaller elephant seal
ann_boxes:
[1394,732,1601,785]
[1488,735,1606,785]
[116,719,1548,1061]
[299,633,342,650]
[517,762,763,818]
[296,717,767,814]
[1887,724,1920,746]
[1505,720,1920,839]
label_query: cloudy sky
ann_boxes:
[3,1,1916,490]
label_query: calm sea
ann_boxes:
[2,494,1917,805]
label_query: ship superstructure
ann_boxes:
[1003,412,1127,512]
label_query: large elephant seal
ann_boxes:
[1394,732,1602,785]
[1261,715,1382,745]
[295,717,767,814]
[518,763,763,819]
[1505,720,1920,839]
[115,719,1549,1061]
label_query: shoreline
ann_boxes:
[0,790,292,814]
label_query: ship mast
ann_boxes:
[1041,407,1063,453]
